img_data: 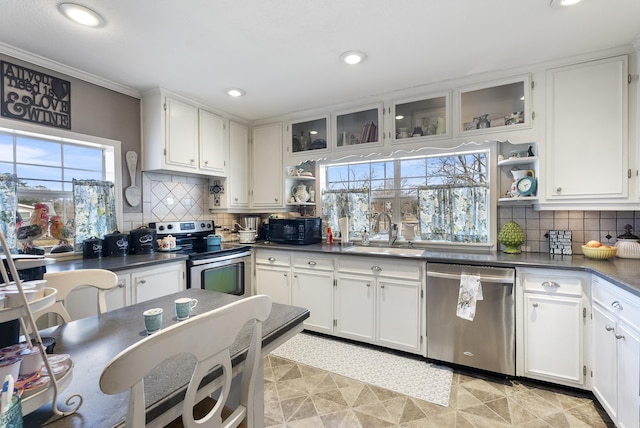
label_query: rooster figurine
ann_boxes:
[49,215,75,253]
[16,203,50,254]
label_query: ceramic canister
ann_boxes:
[82,237,103,259]
[103,231,129,257]
[129,226,157,255]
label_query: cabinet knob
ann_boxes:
[611,301,623,310]
[294,274,298,279]
[308,261,317,266]
[190,159,195,164]
[139,279,146,284]
[380,285,385,289]
[532,302,538,308]
[366,283,371,287]
[204,160,208,166]
[556,187,562,194]
[118,281,125,288]
[371,266,382,272]
[615,333,625,340]
[605,325,615,331]
[268,257,276,262]
[541,281,560,288]
[275,198,278,202]
[284,273,287,277]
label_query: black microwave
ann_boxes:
[267,218,322,245]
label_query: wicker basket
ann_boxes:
[581,245,617,260]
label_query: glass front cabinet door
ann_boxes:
[333,103,383,150]
[391,92,450,144]
[287,116,329,158]
[458,75,531,136]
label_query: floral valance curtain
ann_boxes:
[73,179,117,249]
[0,174,18,253]
[321,189,370,238]
[418,185,488,243]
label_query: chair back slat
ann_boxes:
[100,294,272,428]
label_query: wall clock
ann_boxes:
[516,176,537,197]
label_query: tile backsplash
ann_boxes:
[123,172,640,253]
[498,208,640,254]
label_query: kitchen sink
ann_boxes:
[344,246,425,256]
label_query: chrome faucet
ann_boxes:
[373,212,398,247]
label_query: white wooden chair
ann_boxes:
[99,294,272,428]
[35,269,118,324]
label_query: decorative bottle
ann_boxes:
[361,229,370,246]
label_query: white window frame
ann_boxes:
[0,118,123,239]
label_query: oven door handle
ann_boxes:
[189,250,252,266]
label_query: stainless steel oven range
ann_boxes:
[150,221,252,297]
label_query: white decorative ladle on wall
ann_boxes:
[125,151,141,207]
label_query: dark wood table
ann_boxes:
[23,289,309,427]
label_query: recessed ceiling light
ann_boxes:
[550,0,583,8]
[58,3,105,27]
[340,51,367,65]
[227,88,246,97]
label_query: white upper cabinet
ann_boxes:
[227,121,250,208]
[251,122,284,208]
[165,97,199,170]
[199,109,227,176]
[543,55,630,206]
[391,92,450,145]
[333,103,384,151]
[286,115,330,160]
[141,87,228,177]
[457,75,532,137]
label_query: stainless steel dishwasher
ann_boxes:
[426,262,515,375]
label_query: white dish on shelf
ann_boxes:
[0,287,57,324]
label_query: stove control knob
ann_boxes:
[158,225,165,231]
[167,224,173,230]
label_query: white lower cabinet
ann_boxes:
[516,268,591,389]
[256,266,290,306]
[335,274,374,341]
[376,278,422,352]
[255,250,334,334]
[64,262,185,321]
[255,249,425,355]
[335,256,424,355]
[291,254,334,334]
[131,262,186,304]
[592,276,640,428]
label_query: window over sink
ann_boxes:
[320,149,490,246]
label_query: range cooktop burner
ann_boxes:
[149,220,250,259]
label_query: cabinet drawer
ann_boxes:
[337,256,421,281]
[520,269,587,296]
[255,249,291,267]
[593,276,640,328]
[293,254,333,271]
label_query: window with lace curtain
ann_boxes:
[320,150,489,244]
[0,126,119,254]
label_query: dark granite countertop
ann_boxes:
[22,289,309,428]
[250,241,640,298]
[45,252,189,273]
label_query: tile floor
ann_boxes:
[264,354,614,427]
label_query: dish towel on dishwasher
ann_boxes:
[457,274,483,321]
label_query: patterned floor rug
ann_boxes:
[270,332,453,407]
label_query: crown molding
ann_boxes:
[0,42,141,99]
